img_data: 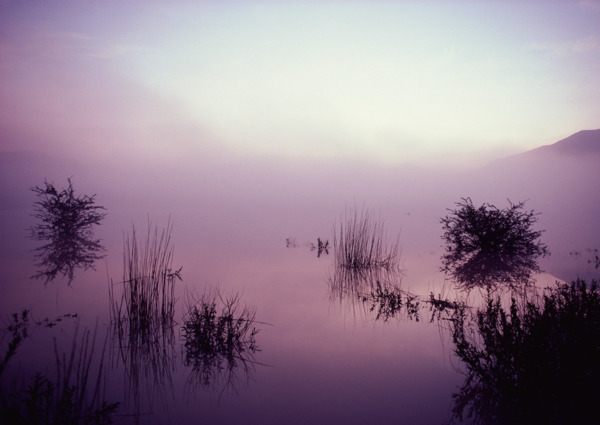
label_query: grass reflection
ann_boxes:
[333,207,400,272]
[181,287,261,396]
[0,316,118,425]
[108,220,180,419]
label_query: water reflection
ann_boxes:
[329,261,410,319]
[0,314,119,424]
[448,279,600,425]
[108,221,180,418]
[109,319,176,422]
[329,207,406,319]
[333,207,400,272]
[286,237,330,258]
[440,198,549,292]
[29,179,107,285]
[310,237,330,258]
[181,287,262,396]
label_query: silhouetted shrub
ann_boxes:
[30,179,106,285]
[450,279,600,425]
[440,198,548,291]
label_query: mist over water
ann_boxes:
[1,130,599,424]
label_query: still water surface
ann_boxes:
[1,152,598,424]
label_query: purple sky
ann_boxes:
[1,1,599,167]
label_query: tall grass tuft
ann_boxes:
[0,323,119,424]
[109,219,181,336]
[108,220,180,415]
[333,207,400,272]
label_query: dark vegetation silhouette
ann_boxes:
[181,288,262,396]
[29,179,106,285]
[0,311,30,378]
[333,207,400,272]
[362,280,421,322]
[109,220,181,336]
[310,238,329,257]
[436,198,598,424]
[285,237,330,257]
[449,279,600,425]
[329,207,408,319]
[0,313,118,424]
[329,246,408,319]
[108,220,180,417]
[440,198,549,291]
[325,199,598,425]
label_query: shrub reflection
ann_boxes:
[29,179,107,285]
[440,198,548,291]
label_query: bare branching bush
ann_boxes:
[441,198,549,291]
[30,178,106,285]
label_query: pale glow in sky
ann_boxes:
[1,1,599,166]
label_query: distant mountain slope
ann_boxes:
[529,129,600,156]
[491,129,600,166]
[479,130,600,282]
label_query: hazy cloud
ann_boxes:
[528,37,600,57]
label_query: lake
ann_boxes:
[1,149,599,424]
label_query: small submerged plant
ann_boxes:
[310,238,330,258]
[181,287,261,394]
[333,207,400,272]
[363,281,421,322]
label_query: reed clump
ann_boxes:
[333,207,400,272]
[109,220,181,337]
[0,322,118,425]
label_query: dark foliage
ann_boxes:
[109,221,180,335]
[30,179,107,285]
[108,221,180,412]
[440,198,548,291]
[360,281,421,322]
[310,238,330,258]
[181,290,260,394]
[450,279,600,425]
[0,311,30,378]
[1,318,119,425]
